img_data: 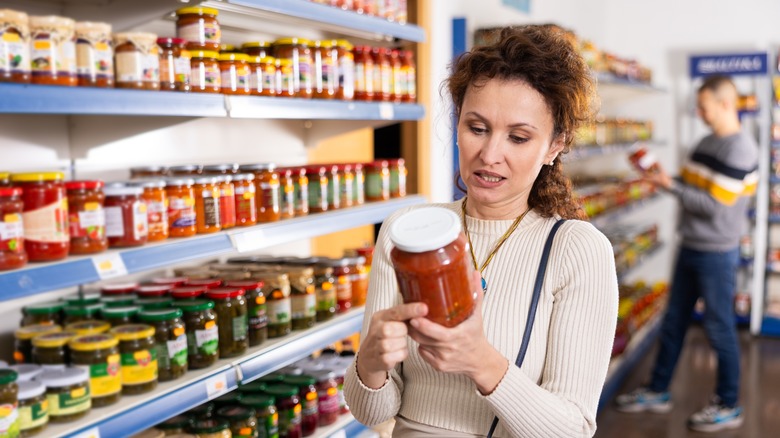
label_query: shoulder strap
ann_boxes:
[487,219,566,438]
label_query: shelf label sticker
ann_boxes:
[229,229,265,253]
[379,103,394,120]
[71,427,101,438]
[92,253,128,280]
[205,374,228,398]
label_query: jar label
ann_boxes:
[317,391,340,415]
[280,62,295,95]
[265,412,279,438]
[222,65,251,92]
[338,55,354,98]
[249,301,268,331]
[192,63,221,88]
[232,314,248,341]
[302,393,318,417]
[178,21,220,45]
[354,172,365,204]
[372,63,382,96]
[316,282,336,312]
[298,60,313,92]
[22,199,69,243]
[202,195,220,227]
[278,404,302,435]
[146,200,168,235]
[116,51,144,82]
[307,180,328,210]
[195,325,219,355]
[0,32,30,73]
[235,185,256,223]
[321,61,336,89]
[341,174,355,204]
[335,276,352,302]
[104,205,124,237]
[381,64,392,95]
[143,53,160,83]
[291,293,316,319]
[166,334,189,367]
[19,400,47,432]
[160,55,174,84]
[120,348,158,385]
[0,403,20,437]
[174,54,192,83]
[69,206,105,239]
[258,182,281,213]
[76,38,113,78]
[393,64,405,97]
[0,214,24,253]
[168,196,196,228]
[267,297,291,324]
[262,65,276,93]
[61,40,76,74]
[47,386,91,416]
[355,63,366,93]
[76,355,122,398]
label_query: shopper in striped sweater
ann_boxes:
[344,25,618,437]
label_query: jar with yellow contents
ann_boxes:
[68,334,122,407]
[109,324,158,395]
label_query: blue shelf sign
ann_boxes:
[690,52,768,78]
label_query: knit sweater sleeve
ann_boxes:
[482,221,619,437]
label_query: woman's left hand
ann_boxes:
[407,270,510,395]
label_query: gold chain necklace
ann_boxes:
[461,196,530,293]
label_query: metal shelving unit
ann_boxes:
[589,194,664,230]
[616,242,665,283]
[564,140,664,162]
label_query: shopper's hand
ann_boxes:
[642,165,673,190]
[408,270,509,395]
[356,301,428,389]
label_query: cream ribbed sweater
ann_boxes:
[344,200,618,437]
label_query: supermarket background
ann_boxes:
[1,0,780,437]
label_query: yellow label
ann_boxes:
[33,40,51,50]
[138,203,147,213]
[205,321,216,330]
[294,404,302,414]
[243,192,254,200]
[2,33,20,43]
[173,327,185,337]
[71,387,86,398]
[256,296,266,305]
[121,350,158,385]
[84,202,100,211]
[322,282,333,291]
[98,260,113,271]
[3,213,20,223]
[327,387,337,397]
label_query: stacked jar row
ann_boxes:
[309,0,409,24]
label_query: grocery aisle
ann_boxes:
[596,326,780,438]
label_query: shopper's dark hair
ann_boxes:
[698,74,735,94]
[447,25,595,220]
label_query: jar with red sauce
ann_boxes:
[371,47,391,102]
[312,370,339,426]
[157,37,191,92]
[323,258,352,313]
[232,173,257,227]
[103,185,148,248]
[133,180,168,242]
[281,374,318,436]
[176,7,220,52]
[264,385,303,438]
[213,176,236,230]
[11,172,69,262]
[135,284,171,299]
[0,187,27,270]
[165,178,197,238]
[389,208,475,327]
[353,46,374,101]
[65,180,107,255]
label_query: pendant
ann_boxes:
[481,277,487,294]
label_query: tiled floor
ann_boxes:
[596,325,780,438]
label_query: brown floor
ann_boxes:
[596,325,780,438]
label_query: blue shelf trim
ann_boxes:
[0,259,99,302]
[226,0,426,42]
[121,235,234,273]
[344,419,370,437]
[590,194,663,230]
[228,97,425,120]
[595,72,666,93]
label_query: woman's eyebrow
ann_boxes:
[463,111,537,130]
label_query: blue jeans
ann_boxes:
[648,246,740,407]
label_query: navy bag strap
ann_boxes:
[486,219,566,438]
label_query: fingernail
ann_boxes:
[410,319,419,328]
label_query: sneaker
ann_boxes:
[615,387,673,413]
[687,398,744,432]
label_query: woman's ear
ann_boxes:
[545,134,566,164]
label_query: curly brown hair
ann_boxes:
[448,25,595,220]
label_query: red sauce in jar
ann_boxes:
[0,187,28,270]
[11,172,69,261]
[65,180,107,255]
[103,186,148,248]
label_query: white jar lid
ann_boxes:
[18,380,46,400]
[37,367,89,387]
[10,364,43,382]
[389,207,462,253]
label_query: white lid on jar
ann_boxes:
[18,380,46,400]
[37,367,89,387]
[104,186,143,197]
[0,360,7,368]
[10,364,43,382]
[389,207,462,253]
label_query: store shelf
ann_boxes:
[0,196,426,301]
[564,140,663,162]
[616,243,665,283]
[228,97,425,121]
[590,194,663,230]
[46,308,365,438]
[596,72,666,104]
[313,413,371,438]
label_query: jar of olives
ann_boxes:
[65,320,110,336]
[313,266,336,322]
[216,405,258,438]
[287,267,316,331]
[38,367,91,423]
[14,324,62,364]
[18,379,48,436]
[32,331,76,369]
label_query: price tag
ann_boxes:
[205,374,228,398]
[379,103,394,120]
[229,229,265,253]
[71,427,101,438]
[91,253,128,280]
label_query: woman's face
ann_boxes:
[457,78,563,218]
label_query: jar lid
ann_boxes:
[190,418,230,434]
[66,319,110,335]
[311,369,337,382]
[29,15,75,29]
[156,414,192,430]
[163,178,195,187]
[186,279,222,289]
[0,369,17,385]
[216,405,255,421]
[315,39,334,48]
[280,374,316,387]
[18,380,45,399]
[15,324,62,340]
[224,280,263,290]
[32,331,76,348]
[263,384,299,398]
[110,324,155,340]
[104,185,143,197]
[386,158,405,166]
[101,294,138,305]
[24,301,65,315]
[194,176,219,185]
[157,37,186,45]
[101,282,139,295]
[176,6,219,16]
[336,39,354,50]
[136,297,174,310]
[113,32,158,45]
[230,173,255,182]
[69,333,118,351]
[173,299,214,312]
[365,159,389,169]
[37,367,89,387]
[138,308,183,322]
[214,390,243,406]
[152,277,190,287]
[389,207,463,253]
[0,9,29,25]
[237,380,268,394]
[206,287,245,299]
[190,50,220,60]
[10,172,65,182]
[64,180,104,190]
[101,306,141,318]
[238,163,276,172]
[240,393,275,408]
[0,187,22,197]
[64,293,101,306]
[203,164,239,173]
[250,56,275,65]
[218,53,249,62]
[169,164,201,173]
[274,37,312,46]
[129,179,167,189]
[170,286,207,299]
[303,165,327,174]
[241,41,271,49]
[131,165,167,173]
[9,364,42,381]
[136,284,173,297]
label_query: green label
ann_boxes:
[249,304,268,330]
[365,173,383,198]
[167,334,188,367]
[19,401,48,432]
[307,180,326,210]
[316,284,336,311]
[0,403,20,438]
[195,325,219,355]
[261,412,279,438]
[48,387,91,416]
[232,314,248,341]
[267,298,291,324]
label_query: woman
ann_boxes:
[344,25,618,437]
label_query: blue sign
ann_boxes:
[690,52,768,78]
[502,0,531,14]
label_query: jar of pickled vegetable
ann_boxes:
[101,294,138,308]
[303,166,328,214]
[323,258,352,313]
[100,282,138,297]
[133,179,168,242]
[388,158,407,198]
[365,160,390,202]
[190,418,231,438]
[238,164,281,223]
[18,379,47,436]
[216,405,257,438]
[14,324,62,364]
[38,367,91,422]
[69,333,121,407]
[75,21,113,87]
[261,277,291,339]
[240,394,279,438]
[171,286,207,301]
[0,9,31,84]
[288,267,316,330]
[273,38,313,98]
[136,297,173,311]
[249,55,277,97]
[65,319,109,336]
[281,375,318,436]
[63,293,100,307]
[174,300,219,369]
[313,266,336,322]
[194,176,222,234]
[279,168,296,220]
[176,7,220,52]
[29,15,77,86]
[157,415,192,435]
[0,369,19,437]
[21,302,64,327]
[158,37,191,92]
[65,181,107,255]
[286,167,309,217]
[11,172,69,262]
[100,306,140,327]
[219,53,251,95]
[205,288,248,358]
[135,284,171,298]
[63,305,104,326]
[138,308,188,382]
[225,281,267,347]
[214,176,236,230]
[0,187,26,271]
[32,331,75,369]
[165,178,197,238]
[113,32,160,90]
[110,324,158,395]
[264,385,302,438]
[190,50,220,93]
[337,164,354,208]
[104,185,148,248]
[232,173,257,227]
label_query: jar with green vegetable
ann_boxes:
[205,287,248,358]
[173,300,219,369]
[138,308,188,382]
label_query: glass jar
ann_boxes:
[273,38,313,98]
[0,187,27,270]
[240,394,279,438]
[176,7,220,52]
[353,46,374,101]
[303,166,328,214]
[287,167,309,217]
[277,58,296,98]
[29,15,77,86]
[205,288,248,358]
[287,267,316,331]
[187,278,223,290]
[18,379,48,436]
[65,319,109,336]
[63,293,100,307]
[324,165,341,210]
[100,294,138,308]
[281,375,318,437]
[9,364,42,383]
[279,168,296,220]
[0,370,19,437]
[232,173,257,227]
[170,165,202,176]
[132,179,169,242]
[249,55,278,97]
[38,367,91,422]
[63,306,104,326]
[335,40,354,101]
[214,176,236,230]
[390,48,402,102]
[136,297,174,310]
[109,324,158,395]
[173,300,219,369]
[219,53,251,95]
[216,405,257,438]
[242,41,271,59]
[389,207,475,327]
[337,164,355,208]
[312,370,339,426]
[189,418,231,438]
[388,158,407,198]
[10,172,69,262]
[32,331,75,369]
[313,266,336,322]
[138,308,188,382]
[170,286,207,301]
[113,32,159,90]
[325,358,350,414]
[239,164,281,223]
[194,177,222,234]
[158,37,191,92]
[21,302,64,327]
[75,21,113,87]
[165,178,197,238]
[188,402,215,419]
[365,160,390,202]
[258,274,291,339]
[135,284,171,299]
[104,185,148,248]
[264,385,302,438]
[324,258,352,313]
[14,324,62,364]
[130,166,167,179]
[190,49,221,93]
[313,40,337,99]
[400,49,416,102]
[152,276,189,287]
[100,306,140,327]
[0,9,31,84]
[65,181,107,255]
[371,47,391,102]
[157,414,192,435]
[351,163,365,206]
[225,281,267,347]
[214,390,243,409]
[346,256,368,307]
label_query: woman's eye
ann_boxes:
[469,126,487,135]
[509,135,528,144]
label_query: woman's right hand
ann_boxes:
[356,302,428,389]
